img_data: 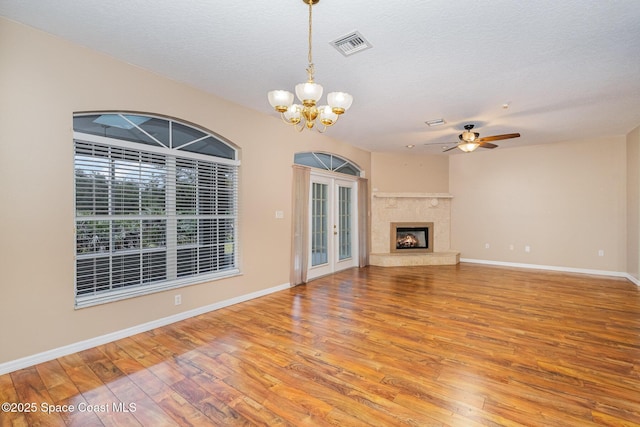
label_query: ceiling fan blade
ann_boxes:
[479,142,498,149]
[442,145,459,152]
[477,133,520,142]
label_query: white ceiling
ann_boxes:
[2,0,640,154]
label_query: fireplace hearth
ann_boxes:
[390,222,433,253]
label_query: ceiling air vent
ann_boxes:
[330,31,372,57]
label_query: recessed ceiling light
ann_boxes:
[425,119,445,127]
[406,144,415,149]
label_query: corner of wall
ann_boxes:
[627,125,640,281]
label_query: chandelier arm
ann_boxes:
[278,113,290,125]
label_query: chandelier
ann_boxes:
[267,0,353,132]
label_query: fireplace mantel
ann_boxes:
[373,192,453,199]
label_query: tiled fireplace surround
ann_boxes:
[370,193,460,266]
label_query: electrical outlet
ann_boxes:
[275,210,284,219]
[525,245,531,253]
[509,244,514,251]
[598,249,604,257]
[485,243,490,249]
[174,294,182,305]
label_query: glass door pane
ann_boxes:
[311,182,328,266]
[338,185,352,260]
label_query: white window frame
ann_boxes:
[73,113,240,308]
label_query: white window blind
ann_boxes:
[74,114,239,308]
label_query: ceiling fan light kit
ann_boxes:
[268,0,353,133]
[457,141,481,152]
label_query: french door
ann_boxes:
[307,173,358,280]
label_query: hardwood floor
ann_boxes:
[1,264,639,426]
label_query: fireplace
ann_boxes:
[390,222,433,253]
[370,193,458,266]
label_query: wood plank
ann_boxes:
[10,367,66,426]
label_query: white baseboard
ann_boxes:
[0,282,291,376]
[461,258,637,284]
[625,273,640,286]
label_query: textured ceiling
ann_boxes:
[2,0,639,154]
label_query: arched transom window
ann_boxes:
[294,152,361,176]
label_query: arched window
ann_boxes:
[73,112,240,308]
[294,152,361,176]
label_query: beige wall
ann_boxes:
[627,125,640,280]
[370,152,449,193]
[449,138,627,271]
[0,18,370,364]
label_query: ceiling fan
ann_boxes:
[432,124,520,153]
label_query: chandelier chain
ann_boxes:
[306,0,315,82]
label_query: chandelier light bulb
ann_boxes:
[327,92,353,114]
[283,104,302,124]
[318,105,338,126]
[295,82,323,106]
[268,90,294,112]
